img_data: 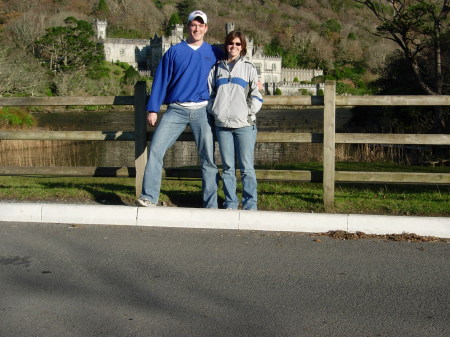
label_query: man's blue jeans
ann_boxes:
[140,104,218,208]
[216,125,257,210]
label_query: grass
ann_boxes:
[0,174,448,216]
[0,107,36,128]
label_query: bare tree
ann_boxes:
[107,0,122,14]
[355,0,449,130]
[0,48,49,96]
[0,0,39,13]
[365,39,398,70]
[335,39,365,64]
[354,0,449,95]
[3,12,48,52]
[104,0,164,36]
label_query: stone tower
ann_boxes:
[172,24,184,40]
[94,19,107,40]
[225,22,235,35]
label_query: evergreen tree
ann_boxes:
[176,0,196,23]
[169,13,181,27]
[95,0,109,19]
[264,37,284,56]
[35,17,104,74]
[97,0,108,11]
[123,66,141,85]
[165,13,181,35]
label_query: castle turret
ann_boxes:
[225,22,235,35]
[94,19,107,40]
[172,24,184,40]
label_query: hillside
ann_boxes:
[1,1,448,133]
[0,0,394,72]
[11,0,450,102]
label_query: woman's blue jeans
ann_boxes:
[216,125,257,210]
[140,104,218,208]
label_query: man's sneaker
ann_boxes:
[135,198,156,207]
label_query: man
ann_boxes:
[136,10,223,208]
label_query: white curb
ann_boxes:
[41,204,138,226]
[238,211,348,233]
[0,203,449,238]
[347,214,450,238]
[0,203,43,223]
[137,207,240,230]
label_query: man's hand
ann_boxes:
[147,112,158,126]
[257,80,263,91]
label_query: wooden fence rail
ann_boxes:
[1,81,449,210]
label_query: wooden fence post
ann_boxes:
[323,80,336,210]
[134,81,147,199]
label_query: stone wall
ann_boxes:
[103,38,150,70]
[277,83,324,96]
[281,68,324,82]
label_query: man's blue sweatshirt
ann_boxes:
[147,41,223,112]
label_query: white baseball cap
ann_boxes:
[188,10,207,24]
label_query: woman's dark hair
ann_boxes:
[224,30,247,57]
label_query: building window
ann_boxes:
[255,63,261,75]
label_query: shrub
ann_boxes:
[123,66,141,85]
[299,89,310,95]
[0,107,35,129]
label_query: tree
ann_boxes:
[3,12,48,52]
[320,18,342,43]
[299,89,310,95]
[35,16,104,73]
[154,0,163,9]
[94,0,109,18]
[355,0,449,95]
[0,48,50,96]
[176,0,196,23]
[97,0,108,12]
[168,13,181,27]
[284,0,305,8]
[288,33,333,70]
[354,0,450,130]
[122,66,141,85]
[281,52,298,68]
[264,36,284,56]
[165,13,181,35]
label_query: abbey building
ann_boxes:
[94,20,324,95]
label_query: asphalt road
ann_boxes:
[1,222,449,337]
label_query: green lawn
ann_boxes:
[0,173,448,216]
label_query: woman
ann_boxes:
[207,31,263,210]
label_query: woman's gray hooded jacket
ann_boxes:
[207,57,263,128]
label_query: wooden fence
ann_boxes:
[1,81,449,210]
